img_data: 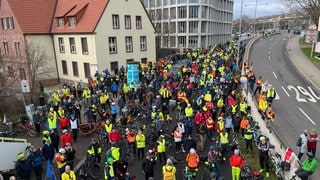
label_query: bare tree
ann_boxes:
[284,0,320,27]
[26,41,54,103]
[0,52,20,96]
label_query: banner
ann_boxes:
[127,62,140,87]
[45,160,57,180]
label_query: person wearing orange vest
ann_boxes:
[206,117,215,141]
[254,76,263,96]
[240,116,249,138]
[216,117,225,135]
[126,128,136,155]
[229,149,245,180]
[185,148,199,177]
[265,106,275,121]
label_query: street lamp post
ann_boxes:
[236,0,244,69]
[245,2,268,34]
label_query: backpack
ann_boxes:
[32,154,43,167]
[296,137,302,147]
[163,166,174,180]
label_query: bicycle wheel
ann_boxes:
[200,170,212,180]
[28,126,36,137]
[89,162,101,179]
[14,124,23,136]
[241,164,253,179]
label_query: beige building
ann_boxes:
[52,0,156,82]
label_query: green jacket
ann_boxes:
[302,158,318,173]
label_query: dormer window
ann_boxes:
[58,18,64,27]
[69,17,76,27]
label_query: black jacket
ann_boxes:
[15,160,32,179]
[141,158,155,174]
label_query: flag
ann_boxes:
[45,160,57,180]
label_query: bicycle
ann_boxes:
[79,121,104,135]
[269,148,285,179]
[96,130,107,147]
[78,155,101,179]
[15,118,36,137]
[124,140,134,165]
[182,166,197,180]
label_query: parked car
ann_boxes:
[293,29,301,35]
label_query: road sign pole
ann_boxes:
[311,42,315,58]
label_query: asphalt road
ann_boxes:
[248,34,320,177]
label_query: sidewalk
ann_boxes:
[287,36,320,90]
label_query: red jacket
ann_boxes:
[108,130,120,143]
[61,133,73,147]
[59,117,69,129]
[307,134,318,149]
[229,154,244,168]
[194,113,203,125]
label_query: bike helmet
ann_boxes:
[107,157,114,163]
[190,148,196,154]
[59,148,66,154]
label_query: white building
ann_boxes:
[143,0,233,49]
[52,0,156,82]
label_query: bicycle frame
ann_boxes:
[269,149,285,178]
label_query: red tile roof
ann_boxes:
[8,0,57,34]
[52,0,109,33]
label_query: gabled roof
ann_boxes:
[52,0,109,33]
[7,0,57,34]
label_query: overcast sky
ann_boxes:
[233,0,287,20]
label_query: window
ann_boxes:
[69,17,76,27]
[178,22,186,33]
[8,66,14,77]
[58,38,65,53]
[155,23,161,33]
[156,0,162,6]
[178,0,187,3]
[170,7,176,19]
[189,6,199,18]
[108,37,117,54]
[125,15,131,29]
[150,0,155,7]
[125,36,133,52]
[112,15,120,29]
[163,8,169,20]
[189,21,198,33]
[163,36,168,47]
[136,16,142,29]
[178,36,186,47]
[141,58,147,63]
[3,42,9,55]
[201,21,207,33]
[58,18,64,27]
[62,60,68,75]
[156,9,162,21]
[170,22,176,33]
[126,59,134,63]
[14,42,20,56]
[178,6,187,18]
[1,17,14,30]
[69,38,76,53]
[110,61,118,72]
[202,6,208,18]
[189,0,198,3]
[163,0,169,6]
[140,36,147,51]
[84,63,91,78]
[19,68,26,80]
[163,22,169,33]
[72,61,79,77]
[170,0,176,4]
[149,10,155,21]
[170,36,176,47]
[81,38,88,54]
[189,36,198,48]
[1,18,7,29]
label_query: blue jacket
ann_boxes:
[111,105,118,115]
[41,143,55,161]
[111,84,118,92]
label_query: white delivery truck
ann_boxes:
[0,137,31,179]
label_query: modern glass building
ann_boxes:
[143,0,234,49]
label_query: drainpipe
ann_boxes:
[50,0,60,83]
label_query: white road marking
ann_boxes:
[268,56,271,60]
[273,72,278,79]
[275,91,280,100]
[281,86,290,97]
[298,107,316,125]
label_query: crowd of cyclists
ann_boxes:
[12,37,319,180]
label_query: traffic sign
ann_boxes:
[21,80,30,93]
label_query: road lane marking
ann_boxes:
[298,107,316,125]
[281,86,290,97]
[268,55,271,61]
[273,72,278,79]
[275,90,280,100]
